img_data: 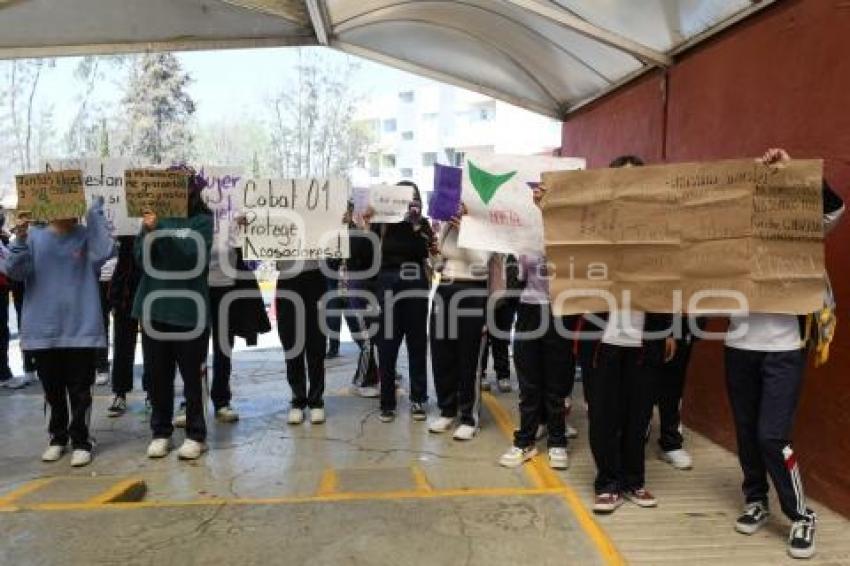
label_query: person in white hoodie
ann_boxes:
[428,206,491,440]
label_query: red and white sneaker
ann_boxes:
[593,492,624,514]
[625,488,657,508]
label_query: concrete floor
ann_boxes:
[1,334,849,565]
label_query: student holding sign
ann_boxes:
[428,204,491,440]
[725,149,844,560]
[361,181,436,423]
[135,167,214,461]
[5,199,114,468]
[583,156,676,514]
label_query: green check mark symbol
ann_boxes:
[468,160,517,205]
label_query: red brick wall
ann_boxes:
[561,0,850,517]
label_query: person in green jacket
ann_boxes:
[134,167,214,461]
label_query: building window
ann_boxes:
[382,154,397,168]
[383,119,397,133]
[402,131,414,141]
[422,152,438,167]
[422,112,438,122]
[400,168,414,178]
[446,148,466,167]
[473,102,496,122]
[368,153,380,177]
[399,91,415,103]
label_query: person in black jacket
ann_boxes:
[358,181,436,423]
[105,235,150,417]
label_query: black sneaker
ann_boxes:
[735,501,770,535]
[107,395,128,418]
[788,514,816,559]
[326,343,340,359]
[379,410,396,423]
[410,402,427,421]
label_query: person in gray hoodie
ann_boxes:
[6,199,114,467]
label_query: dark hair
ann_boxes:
[396,180,422,203]
[609,155,645,168]
[167,164,212,216]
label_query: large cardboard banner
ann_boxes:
[199,166,244,251]
[44,158,143,236]
[542,159,825,315]
[240,178,349,261]
[15,170,86,221]
[125,169,189,218]
[458,153,586,255]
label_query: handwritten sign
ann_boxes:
[240,178,349,261]
[458,153,586,255]
[125,169,189,218]
[368,184,414,223]
[16,170,87,221]
[199,166,244,250]
[351,186,370,216]
[543,159,825,315]
[44,158,144,235]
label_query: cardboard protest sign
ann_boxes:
[199,166,245,251]
[240,178,349,261]
[44,158,143,235]
[16,170,87,221]
[429,164,462,221]
[458,153,586,255]
[543,159,825,315]
[368,184,414,223]
[125,169,189,218]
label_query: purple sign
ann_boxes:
[429,164,462,221]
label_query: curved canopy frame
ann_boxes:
[0,0,779,118]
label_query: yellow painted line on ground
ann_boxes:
[316,469,339,496]
[410,464,433,492]
[87,478,147,505]
[1,486,566,513]
[482,392,626,566]
[0,477,55,507]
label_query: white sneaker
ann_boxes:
[215,406,240,423]
[428,416,455,434]
[173,413,187,428]
[660,449,693,470]
[452,424,478,441]
[566,423,579,439]
[41,445,66,462]
[548,447,569,470]
[94,371,110,386]
[310,408,326,424]
[23,371,37,385]
[287,408,305,425]
[2,375,28,390]
[353,386,380,398]
[70,449,93,467]
[177,439,208,460]
[147,438,172,459]
[499,446,538,468]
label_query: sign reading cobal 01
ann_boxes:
[240,178,350,261]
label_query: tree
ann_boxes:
[121,53,196,164]
[64,55,129,157]
[0,59,56,178]
[267,50,371,179]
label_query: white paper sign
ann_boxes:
[199,166,244,251]
[43,157,145,236]
[368,184,414,223]
[240,178,350,261]
[458,153,586,255]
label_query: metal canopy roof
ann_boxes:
[0,0,777,118]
